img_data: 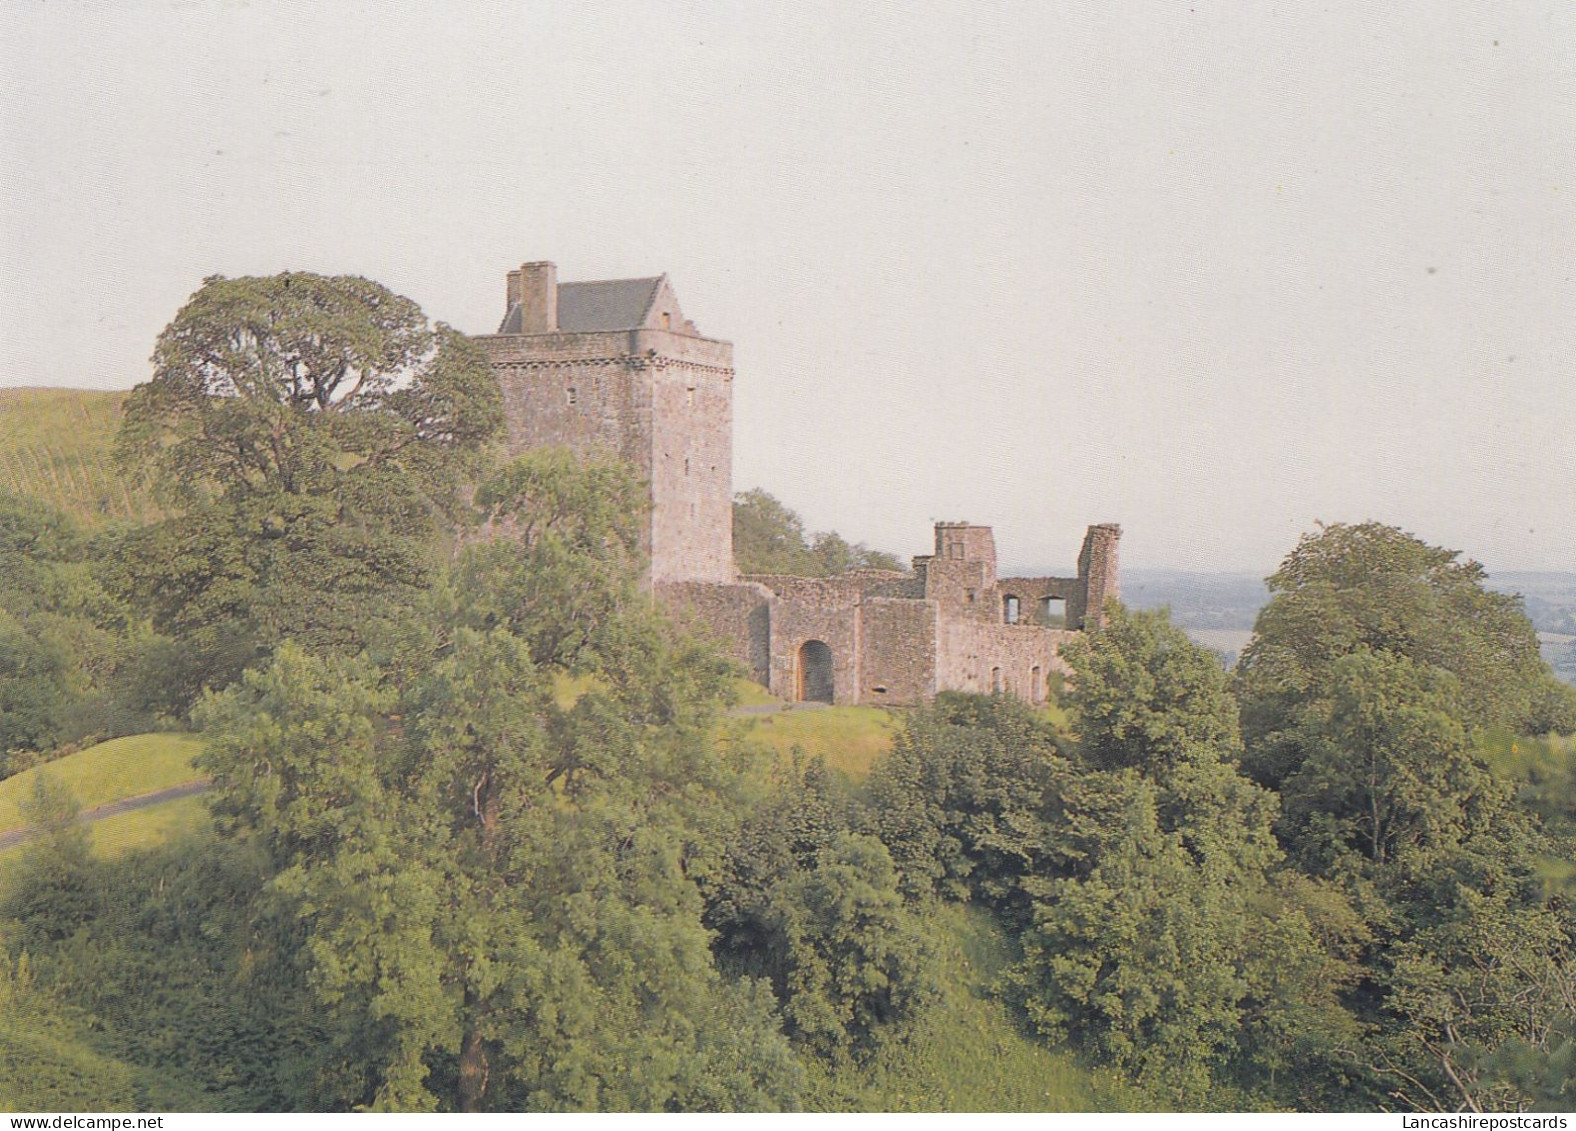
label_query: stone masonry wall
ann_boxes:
[656,580,773,684]
[933,615,1073,703]
[477,326,735,586]
[746,576,865,704]
[1071,523,1122,630]
[858,597,939,705]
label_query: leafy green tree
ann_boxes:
[1010,606,1324,1105]
[1276,650,1500,873]
[756,833,935,1058]
[708,756,935,1059]
[733,489,901,577]
[863,692,1064,912]
[0,492,157,761]
[119,272,501,509]
[1236,523,1570,791]
[192,447,802,1111]
[1060,606,1280,879]
[107,273,502,697]
[1237,525,1576,1111]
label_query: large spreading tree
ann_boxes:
[108,273,503,695]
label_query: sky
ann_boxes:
[2,0,1572,574]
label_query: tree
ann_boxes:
[709,756,935,1058]
[732,489,901,577]
[863,692,1065,913]
[108,274,502,694]
[1009,606,1324,1105]
[119,273,501,509]
[1236,523,1569,791]
[0,492,156,761]
[191,450,800,1110]
[1236,524,1576,1111]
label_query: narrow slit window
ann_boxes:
[566,386,577,405]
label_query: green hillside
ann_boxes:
[0,387,152,525]
[0,733,204,832]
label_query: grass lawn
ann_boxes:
[0,733,205,832]
[737,706,898,781]
[727,677,782,708]
[82,795,211,858]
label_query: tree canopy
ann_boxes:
[732,489,903,577]
[105,274,504,700]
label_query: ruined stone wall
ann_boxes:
[656,580,772,683]
[920,558,998,622]
[933,613,1072,703]
[859,597,938,705]
[997,576,1080,625]
[1070,523,1122,630]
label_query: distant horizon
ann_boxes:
[6,381,1570,581]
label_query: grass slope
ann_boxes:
[740,706,898,781]
[0,733,204,833]
[0,387,151,526]
[805,902,1141,1111]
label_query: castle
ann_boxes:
[476,262,1120,706]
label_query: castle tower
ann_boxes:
[475,262,735,586]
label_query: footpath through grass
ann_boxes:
[0,733,205,833]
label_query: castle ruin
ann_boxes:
[476,262,1120,706]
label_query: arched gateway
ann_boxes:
[797,640,835,703]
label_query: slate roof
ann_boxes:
[497,276,664,334]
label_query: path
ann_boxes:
[0,705,826,850]
[0,778,211,852]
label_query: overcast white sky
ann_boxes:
[2,0,1572,573]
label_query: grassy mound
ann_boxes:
[0,387,151,526]
[0,733,205,833]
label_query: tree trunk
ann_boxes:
[458,1021,488,1112]
[458,980,489,1112]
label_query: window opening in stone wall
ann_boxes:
[991,666,1003,694]
[1031,665,1043,703]
[684,457,690,476]
[687,385,695,406]
[566,386,577,405]
[1003,594,1020,624]
[663,312,672,330]
[797,640,835,703]
[1041,597,1067,628]
[966,590,976,604]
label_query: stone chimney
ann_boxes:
[505,261,558,333]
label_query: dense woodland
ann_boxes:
[3,274,1576,1112]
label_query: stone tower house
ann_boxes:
[477,261,1120,706]
[475,262,735,585]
